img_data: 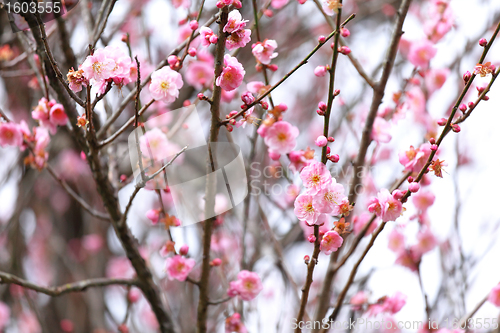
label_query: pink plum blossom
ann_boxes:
[264,121,299,154]
[146,209,160,224]
[139,128,171,160]
[371,117,392,143]
[388,228,405,253]
[488,284,500,307]
[165,255,196,281]
[227,270,263,301]
[299,160,332,194]
[80,48,116,82]
[49,103,68,126]
[252,39,278,65]
[0,122,23,147]
[407,39,437,69]
[398,143,432,173]
[200,27,217,46]
[350,291,368,310]
[383,292,407,314]
[314,66,327,77]
[413,228,437,255]
[226,29,252,51]
[313,181,347,215]
[368,189,403,222]
[225,313,247,333]
[216,55,245,91]
[320,230,343,255]
[425,68,449,94]
[185,61,214,90]
[223,10,248,33]
[294,194,322,225]
[353,213,378,236]
[412,191,435,213]
[149,67,184,103]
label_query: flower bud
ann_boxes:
[314,66,327,77]
[437,118,447,126]
[318,101,327,111]
[307,234,316,243]
[327,136,335,142]
[339,46,351,55]
[479,38,488,47]
[463,71,471,83]
[392,189,405,200]
[189,20,199,30]
[340,27,350,37]
[209,35,218,44]
[210,258,222,266]
[468,102,474,108]
[315,135,328,147]
[429,138,436,144]
[408,176,414,183]
[430,144,438,151]
[269,150,281,160]
[263,9,273,17]
[408,183,420,193]
[326,147,331,154]
[188,47,197,57]
[316,109,325,116]
[226,124,233,132]
[329,154,340,163]
[268,64,278,71]
[318,35,326,43]
[167,55,179,67]
[229,119,236,125]
[260,101,269,110]
[459,103,467,112]
[452,124,461,133]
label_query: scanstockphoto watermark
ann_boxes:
[248,161,375,197]
[291,318,426,331]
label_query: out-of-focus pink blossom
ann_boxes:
[488,284,500,307]
[371,117,392,143]
[0,302,10,331]
[227,270,263,301]
[388,228,405,253]
[0,122,23,147]
[425,68,449,94]
[146,209,160,224]
[407,39,437,69]
[165,255,196,281]
[225,313,247,333]
[49,103,68,126]
[413,228,437,255]
[322,0,342,15]
[252,39,278,65]
[185,61,214,90]
[264,121,299,154]
[412,191,435,213]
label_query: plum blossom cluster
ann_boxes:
[293,160,352,254]
[224,11,251,51]
[69,46,136,94]
[31,98,68,134]
[367,189,404,223]
[252,39,278,67]
[227,270,263,301]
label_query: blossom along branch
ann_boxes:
[400,20,500,202]
[96,10,223,139]
[296,2,345,330]
[18,12,178,333]
[220,13,356,126]
[196,6,229,333]
[0,272,138,297]
[0,109,110,221]
[319,21,500,331]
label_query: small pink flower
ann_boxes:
[165,255,196,281]
[146,209,160,224]
[225,313,247,333]
[352,213,378,236]
[313,182,346,215]
[412,191,435,213]
[200,27,217,46]
[81,48,115,82]
[368,189,403,222]
[413,228,437,255]
[315,135,328,147]
[407,39,437,69]
[383,292,407,314]
[398,143,432,172]
[264,121,299,154]
[185,61,214,90]
[294,194,322,225]
[216,54,245,91]
[350,291,368,310]
[320,230,343,255]
[388,228,405,252]
[0,122,23,147]
[227,270,263,301]
[252,39,278,65]
[226,29,252,51]
[371,117,392,143]
[139,128,172,161]
[425,68,449,94]
[299,160,332,194]
[149,67,184,103]
[82,234,104,253]
[314,66,327,77]
[488,284,500,307]
[223,10,248,33]
[49,103,68,126]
